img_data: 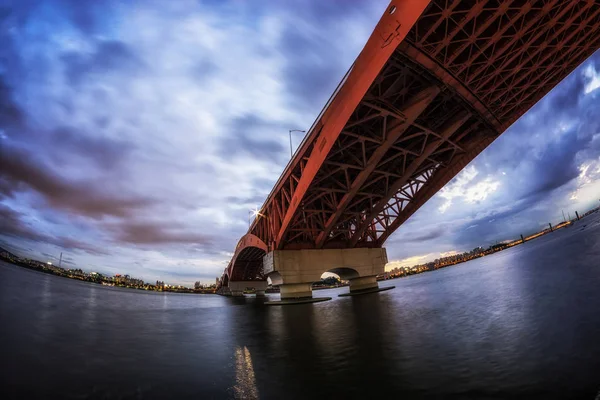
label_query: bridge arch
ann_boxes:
[229,234,268,282]
[325,267,360,281]
[222,273,229,287]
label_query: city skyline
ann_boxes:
[1,0,600,285]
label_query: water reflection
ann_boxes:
[233,346,259,399]
[37,275,53,341]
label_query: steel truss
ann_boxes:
[232,0,600,276]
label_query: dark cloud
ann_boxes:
[548,64,586,112]
[0,239,33,256]
[49,127,136,169]
[110,221,215,247]
[6,0,112,35]
[392,225,447,244]
[522,128,586,200]
[0,204,109,255]
[0,144,154,219]
[271,0,382,111]
[0,78,23,129]
[0,204,43,242]
[278,27,346,112]
[405,227,447,243]
[191,59,217,81]
[62,40,144,86]
[219,114,287,161]
[283,30,338,94]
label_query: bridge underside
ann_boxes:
[229,246,265,282]
[252,0,600,251]
[222,0,600,291]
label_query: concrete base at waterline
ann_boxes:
[279,283,313,300]
[348,275,379,292]
[338,285,395,297]
[265,297,332,305]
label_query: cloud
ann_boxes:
[109,221,215,247]
[0,204,108,255]
[583,64,600,94]
[219,115,287,162]
[385,254,432,270]
[0,143,155,219]
[437,166,500,213]
[61,40,144,86]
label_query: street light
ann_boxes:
[288,129,306,158]
[248,206,265,227]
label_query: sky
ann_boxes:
[1,0,599,285]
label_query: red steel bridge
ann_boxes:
[219,0,600,296]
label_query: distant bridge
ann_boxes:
[219,0,600,300]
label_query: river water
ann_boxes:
[2,213,600,399]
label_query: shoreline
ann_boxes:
[3,209,598,294]
[0,259,217,295]
[379,211,600,282]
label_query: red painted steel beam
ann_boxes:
[378,135,495,244]
[490,4,600,105]
[498,33,600,124]
[445,0,514,67]
[477,1,587,95]
[398,41,502,132]
[462,0,556,81]
[431,1,488,59]
[417,0,461,47]
[274,0,432,250]
[315,86,440,248]
[351,110,471,245]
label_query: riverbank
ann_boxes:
[0,256,217,294]
[379,208,600,282]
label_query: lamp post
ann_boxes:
[288,129,306,158]
[249,206,265,228]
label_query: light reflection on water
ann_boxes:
[1,213,600,399]
[233,346,259,399]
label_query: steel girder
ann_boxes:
[234,0,600,268]
[227,234,268,282]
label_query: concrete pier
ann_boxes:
[349,275,378,292]
[279,283,313,299]
[263,247,388,301]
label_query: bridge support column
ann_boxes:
[219,287,231,296]
[279,283,313,300]
[264,248,390,303]
[349,275,378,292]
